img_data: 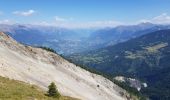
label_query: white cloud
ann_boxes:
[55,16,74,23]
[13,10,35,16]
[152,13,170,24]
[66,20,123,28]
[139,13,170,24]
[55,16,67,22]
[0,19,14,24]
[87,20,123,28]
[34,20,123,29]
[50,16,122,28]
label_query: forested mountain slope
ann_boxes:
[68,29,170,99]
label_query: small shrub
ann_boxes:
[47,82,60,98]
[39,46,56,54]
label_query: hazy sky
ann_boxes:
[0,0,170,28]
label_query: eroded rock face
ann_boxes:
[114,76,148,91]
[0,32,129,100]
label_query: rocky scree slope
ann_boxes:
[0,32,131,100]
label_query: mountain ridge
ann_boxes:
[68,29,170,99]
[0,32,131,100]
[1,23,170,55]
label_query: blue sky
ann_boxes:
[0,0,170,28]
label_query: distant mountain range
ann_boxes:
[0,24,93,54]
[68,29,170,100]
[1,23,170,55]
[83,23,170,50]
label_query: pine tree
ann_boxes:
[47,82,60,98]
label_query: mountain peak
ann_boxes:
[0,32,8,38]
[0,32,12,44]
[138,22,153,25]
[0,32,18,49]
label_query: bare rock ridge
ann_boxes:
[0,32,129,100]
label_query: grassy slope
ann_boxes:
[0,76,79,100]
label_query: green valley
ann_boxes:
[68,29,170,100]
